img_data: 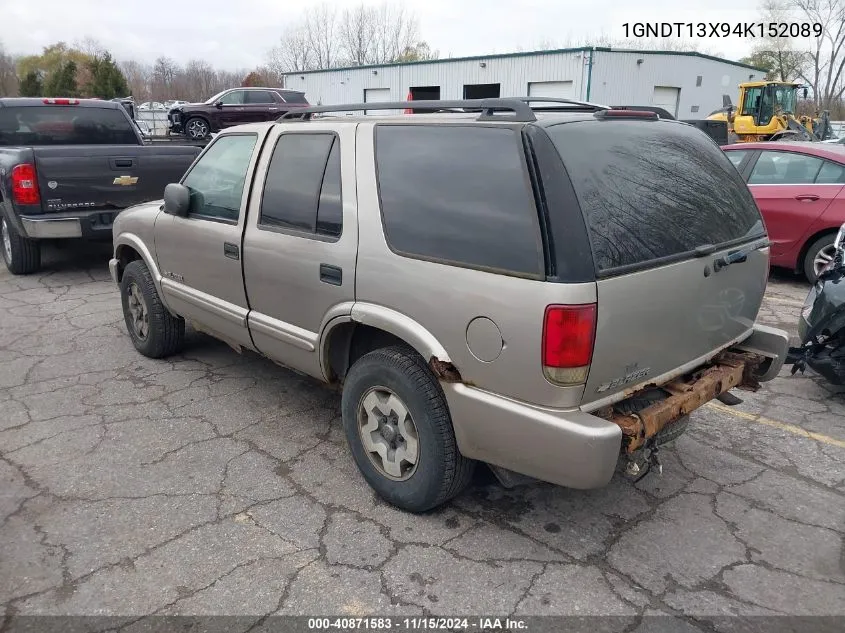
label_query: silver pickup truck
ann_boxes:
[109,98,789,513]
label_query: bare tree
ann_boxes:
[304,4,339,69]
[371,4,419,63]
[0,41,18,97]
[268,23,315,74]
[75,36,106,58]
[151,56,179,101]
[183,59,217,100]
[119,60,151,101]
[339,3,378,65]
[268,2,428,72]
[792,0,845,108]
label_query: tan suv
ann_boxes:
[109,98,789,513]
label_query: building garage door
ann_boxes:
[651,86,680,118]
[364,88,392,114]
[527,81,574,99]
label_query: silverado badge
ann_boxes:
[113,175,138,186]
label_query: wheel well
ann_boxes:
[796,228,839,273]
[114,245,142,282]
[185,114,210,126]
[325,323,409,383]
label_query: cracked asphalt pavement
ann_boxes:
[1,243,844,632]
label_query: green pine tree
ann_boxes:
[86,52,129,99]
[44,60,78,97]
[18,70,43,97]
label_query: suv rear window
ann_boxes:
[0,105,138,146]
[375,125,543,277]
[545,120,765,275]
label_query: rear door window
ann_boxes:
[375,125,543,277]
[246,91,275,104]
[815,159,845,184]
[258,132,342,239]
[748,151,823,185]
[545,120,765,275]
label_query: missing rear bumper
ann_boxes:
[596,349,765,454]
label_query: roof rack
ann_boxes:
[280,98,539,122]
[512,96,611,111]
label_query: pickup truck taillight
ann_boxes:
[11,164,40,205]
[542,304,597,385]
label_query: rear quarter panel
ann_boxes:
[352,122,596,410]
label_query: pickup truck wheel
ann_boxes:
[1,216,41,275]
[184,117,210,141]
[341,345,476,513]
[120,260,185,358]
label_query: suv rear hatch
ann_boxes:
[542,117,769,409]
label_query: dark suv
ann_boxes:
[167,87,309,141]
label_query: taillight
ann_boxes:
[43,98,80,105]
[542,304,597,385]
[11,164,40,205]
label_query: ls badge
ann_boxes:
[596,363,651,393]
[113,175,138,186]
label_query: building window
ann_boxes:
[691,105,700,113]
[696,75,703,87]
[463,83,501,99]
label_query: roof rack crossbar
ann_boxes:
[279,98,538,122]
[511,96,611,110]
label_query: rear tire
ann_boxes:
[120,260,185,358]
[1,216,41,275]
[803,234,837,284]
[341,345,476,513]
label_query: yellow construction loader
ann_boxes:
[707,81,832,143]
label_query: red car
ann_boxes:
[723,141,845,283]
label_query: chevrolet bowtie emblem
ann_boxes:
[113,175,138,186]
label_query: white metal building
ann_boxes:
[284,47,765,120]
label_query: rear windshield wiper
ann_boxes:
[713,239,771,272]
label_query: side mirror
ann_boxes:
[163,183,191,217]
[214,101,223,109]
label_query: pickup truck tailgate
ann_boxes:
[31,146,199,213]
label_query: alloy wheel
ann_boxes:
[814,243,837,277]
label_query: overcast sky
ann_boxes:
[2,0,809,70]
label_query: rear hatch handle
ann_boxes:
[713,238,772,272]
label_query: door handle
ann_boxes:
[795,194,819,201]
[223,242,239,260]
[319,264,342,286]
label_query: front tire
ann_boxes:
[1,216,41,275]
[803,234,837,284]
[184,117,211,141]
[341,345,475,513]
[120,260,185,358]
